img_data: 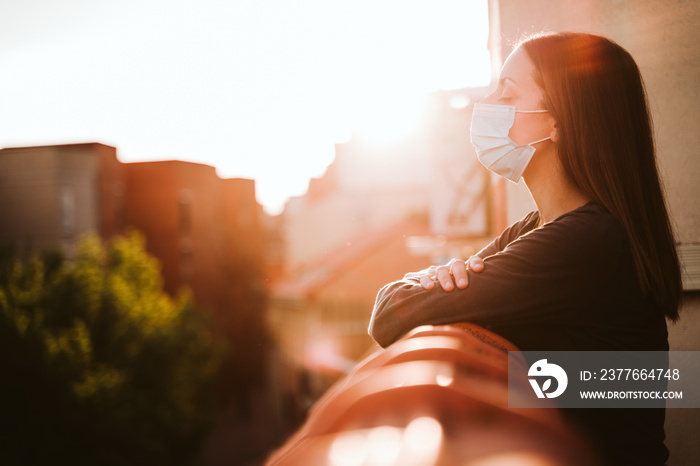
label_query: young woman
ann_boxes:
[368,32,682,465]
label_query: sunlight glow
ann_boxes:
[366,426,403,466]
[0,0,491,214]
[469,452,558,466]
[327,417,444,466]
[329,431,368,466]
[404,416,444,455]
[352,94,428,146]
[303,337,355,374]
[435,366,455,387]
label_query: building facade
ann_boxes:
[0,143,125,258]
[0,143,266,327]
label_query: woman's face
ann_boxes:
[480,47,555,146]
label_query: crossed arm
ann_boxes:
[367,208,621,348]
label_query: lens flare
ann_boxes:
[404,416,443,454]
[470,452,557,466]
[329,431,368,466]
[366,426,403,465]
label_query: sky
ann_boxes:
[0,0,491,214]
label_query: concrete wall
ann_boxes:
[491,1,700,464]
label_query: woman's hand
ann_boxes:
[418,256,485,291]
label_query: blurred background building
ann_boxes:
[0,143,125,258]
[0,143,266,327]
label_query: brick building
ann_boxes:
[0,143,125,258]
[124,160,265,323]
[0,143,265,326]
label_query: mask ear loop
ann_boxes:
[515,109,549,114]
[513,109,551,146]
[528,136,551,145]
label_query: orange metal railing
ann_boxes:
[266,324,599,466]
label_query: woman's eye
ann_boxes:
[498,88,514,102]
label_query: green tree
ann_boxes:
[0,232,222,466]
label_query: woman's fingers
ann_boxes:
[435,265,454,291]
[418,257,485,291]
[419,266,437,289]
[449,259,469,289]
[467,255,485,272]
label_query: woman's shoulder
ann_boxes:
[512,201,620,237]
[484,202,625,259]
[555,201,614,221]
[499,209,541,243]
[506,201,627,261]
[549,201,625,242]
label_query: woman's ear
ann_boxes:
[549,119,559,143]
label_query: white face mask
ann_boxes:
[470,102,551,182]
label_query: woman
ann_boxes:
[368,32,682,465]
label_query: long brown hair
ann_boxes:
[519,32,681,320]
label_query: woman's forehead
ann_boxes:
[499,47,537,88]
[499,47,534,85]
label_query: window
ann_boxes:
[178,189,193,234]
[60,185,75,237]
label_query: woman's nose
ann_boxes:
[479,90,498,105]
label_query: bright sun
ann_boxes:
[0,0,492,215]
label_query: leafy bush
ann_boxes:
[0,232,222,466]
